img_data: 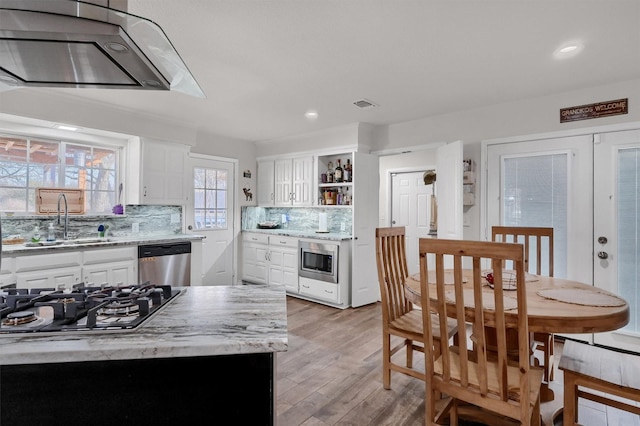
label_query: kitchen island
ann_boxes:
[0,284,288,425]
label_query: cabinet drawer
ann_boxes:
[268,235,298,248]
[242,232,269,245]
[299,277,339,303]
[15,252,82,273]
[83,246,137,264]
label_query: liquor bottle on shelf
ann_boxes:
[343,158,351,182]
[334,159,343,183]
[344,187,351,205]
[327,161,334,183]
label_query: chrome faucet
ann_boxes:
[57,193,69,240]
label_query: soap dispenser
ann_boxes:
[46,223,56,242]
[31,225,41,243]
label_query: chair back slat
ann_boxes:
[492,226,554,277]
[420,238,535,422]
[376,227,412,323]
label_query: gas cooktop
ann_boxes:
[0,283,182,334]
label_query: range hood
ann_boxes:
[0,0,205,97]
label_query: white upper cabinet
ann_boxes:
[259,156,313,206]
[257,160,275,205]
[127,138,189,206]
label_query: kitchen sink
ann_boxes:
[62,237,112,245]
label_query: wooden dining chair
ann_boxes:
[492,226,555,382]
[419,238,543,426]
[375,227,457,390]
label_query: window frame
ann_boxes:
[0,132,123,215]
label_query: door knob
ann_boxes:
[597,251,608,259]
[597,236,608,244]
[392,220,396,224]
[187,225,193,230]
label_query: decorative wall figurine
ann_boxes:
[243,188,253,201]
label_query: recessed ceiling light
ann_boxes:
[55,124,78,131]
[560,45,578,53]
[554,42,584,59]
[305,110,318,120]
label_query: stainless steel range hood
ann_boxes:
[0,0,205,97]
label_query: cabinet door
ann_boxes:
[242,242,268,284]
[83,261,136,286]
[0,273,16,287]
[292,156,313,206]
[141,140,188,205]
[257,160,275,206]
[16,267,82,290]
[274,159,293,205]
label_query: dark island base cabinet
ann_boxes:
[1,353,275,426]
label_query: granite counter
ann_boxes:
[0,284,288,365]
[0,284,288,425]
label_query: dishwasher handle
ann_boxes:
[138,242,192,258]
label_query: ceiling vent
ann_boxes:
[0,0,204,97]
[353,99,378,109]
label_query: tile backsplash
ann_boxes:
[242,206,352,234]
[1,205,183,241]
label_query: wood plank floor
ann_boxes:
[277,296,640,426]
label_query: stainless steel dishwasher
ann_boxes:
[138,242,191,286]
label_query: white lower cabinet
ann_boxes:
[15,251,83,290]
[267,236,298,293]
[242,233,299,290]
[12,246,137,290]
[242,233,269,284]
[298,276,339,303]
[82,247,137,286]
[0,255,15,286]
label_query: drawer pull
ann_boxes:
[324,290,334,294]
[302,284,310,289]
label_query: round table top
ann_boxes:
[404,272,629,334]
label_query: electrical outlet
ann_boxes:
[340,222,346,232]
[132,223,140,233]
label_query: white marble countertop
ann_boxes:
[244,228,352,241]
[0,284,288,365]
[2,233,205,254]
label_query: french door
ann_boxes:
[486,130,640,353]
[593,129,640,352]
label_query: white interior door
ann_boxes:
[186,155,235,285]
[391,170,435,275]
[436,140,463,240]
[593,129,640,353]
[352,152,380,307]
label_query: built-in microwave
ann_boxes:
[299,241,338,284]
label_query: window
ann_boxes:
[0,134,119,214]
[502,152,568,277]
[193,167,228,229]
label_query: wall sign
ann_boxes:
[560,98,628,123]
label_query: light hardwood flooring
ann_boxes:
[277,296,640,426]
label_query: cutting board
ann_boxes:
[35,188,85,214]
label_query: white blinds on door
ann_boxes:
[502,153,568,278]
[617,147,639,334]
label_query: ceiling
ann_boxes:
[7,0,640,143]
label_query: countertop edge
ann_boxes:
[0,285,289,365]
[243,229,352,241]
[2,234,206,254]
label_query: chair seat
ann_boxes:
[390,309,458,340]
[435,350,544,406]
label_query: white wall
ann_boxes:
[372,78,640,240]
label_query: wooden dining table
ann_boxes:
[404,271,629,335]
[404,270,630,424]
